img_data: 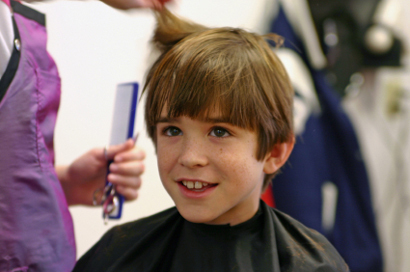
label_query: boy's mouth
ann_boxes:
[180,180,215,190]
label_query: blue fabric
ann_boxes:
[270,6,383,272]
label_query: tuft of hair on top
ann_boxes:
[143,8,294,188]
[151,8,209,53]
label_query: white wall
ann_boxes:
[29,0,277,259]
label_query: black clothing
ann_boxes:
[73,201,349,272]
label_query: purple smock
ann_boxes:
[0,1,76,271]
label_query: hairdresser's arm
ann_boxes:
[56,139,145,206]
[22,0,166,10]
[98,0,166,10]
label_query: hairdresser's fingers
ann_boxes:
[107,174,142,201]
[137,0,172,9]
[113,147,146,163]
[107,173,142,190]
[104,139,135,161]
[131,0,161,9]
[116,185,140,201]
[109,160,145,176]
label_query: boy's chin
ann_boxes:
[176,205,224,225]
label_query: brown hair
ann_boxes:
[143,9,294,188]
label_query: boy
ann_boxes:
[73,9,349,272]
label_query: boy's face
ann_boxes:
[156,109,274,226]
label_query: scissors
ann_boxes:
[93,160,124,224]
[94,134,138,224]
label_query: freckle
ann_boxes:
[220,148,223,153]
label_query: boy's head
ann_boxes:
[143,9,294,225]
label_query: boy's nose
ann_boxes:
[177,138,208,168]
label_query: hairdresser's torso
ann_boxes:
[0,0,76,271]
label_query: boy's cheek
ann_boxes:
[157,145,179,172]
[157,150,173,167]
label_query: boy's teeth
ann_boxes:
[182,181,209,189]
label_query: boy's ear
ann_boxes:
[263,137,295,174]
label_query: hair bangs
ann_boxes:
[146,31,274,134]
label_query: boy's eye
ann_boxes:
[163,126,182,137]
[210,127,230,138]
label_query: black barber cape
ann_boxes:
[73,201,349,272]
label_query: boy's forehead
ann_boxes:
[158,104,230,123]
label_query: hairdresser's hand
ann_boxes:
[99,0,169,10]
[57,138,145,206]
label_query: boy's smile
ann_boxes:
[156,112,273,226]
